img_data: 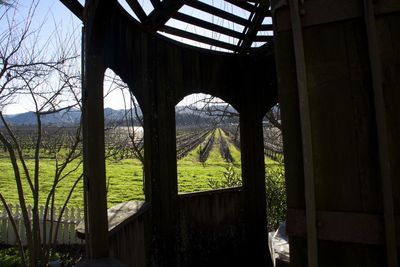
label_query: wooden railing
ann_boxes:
[108,188,243,266]
[108,201,151,267]
[177,187,243,266]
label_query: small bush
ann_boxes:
[0,245,84,267]
[208,163,287,232]
[0,247,22,267]
[207,164,241,188]
[265,166,286,231]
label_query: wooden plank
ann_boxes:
[185,1,251,26]
[239,4,270,52]
[287,209,400,245]
[142,43,179,265]
[59,0,83,21]
[274,0,400,32]
[224,0,257,13]
[126,0,148,22]
[146,0,185,29]
[363,0,398,266]
[150,0,161,9]
[172,12,244,39]
[81,26,90,257]
[288,0,318,266]
[259,23,273,31]
[253,35,273,42]
[240,111,273,266]
[76,201,147,238]
[82,5,109,257]
[159,25,238,51]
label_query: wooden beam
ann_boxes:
[240,110,273,265]
[172,12,244,39]
[259,23,273,31]
[253,35,272,42]
[224,0,257,13]
[126,0,148,22]
[288,0,318,266]
[82,30,109,259]
[142,47,179,265]
[146,0,185,30]
[59,0,83,21]
[159,25,238,51]
[238,3,270,53]
[363,0,398,266]
[287,209,400,245]
[150,0,161,9]
[185,1,250,26]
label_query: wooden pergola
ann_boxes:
[61,0,400,266]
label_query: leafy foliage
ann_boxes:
[265,166,287,231]
[208,163,287,232]
[0,245,83,267]
[207,164,241,188]
[0,247,22,267]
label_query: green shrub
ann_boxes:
[0,247,23,267]
[265,165,286,231]
[208,163,287,232]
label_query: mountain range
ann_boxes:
[1,105,239,127]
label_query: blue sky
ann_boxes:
[1,0,82,114]
[1,0,255,114]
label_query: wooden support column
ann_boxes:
[142,50,178,266]
[82,27,109,259]
[240,109,272,266]
[363,1,398,265]
[288,1,318,266]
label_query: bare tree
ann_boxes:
[0,1,82,266]
[103,71,144,164]
[177,94,283,160]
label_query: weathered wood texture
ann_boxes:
[100,189,244,267]
[82,0,109,258]
[177,188,243,267]
[273,0,400,265]
[240,106,272,266]
[102,2,277,113]
[141,38,179,266]
[109,203,151,267]
[81,0,278,265]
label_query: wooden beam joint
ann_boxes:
[287,208,400,246]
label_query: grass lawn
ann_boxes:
[0,130,282,209]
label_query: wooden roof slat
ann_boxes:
[59,0,83,21]
[253,35,273,42]
[185,1,250,26]
[238,3,270,53]
[126,0,148,22]
[172,12,244,40]
[147,0,186,29]
[150,0,162,9]
[224,0,257,13]
[160,25,238,51]
[259,23,273,31]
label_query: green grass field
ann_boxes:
[0,129,282,209]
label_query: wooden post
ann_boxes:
[363,1,398,265]
[240,109,272,266]
[142,49,178,266]
[82,28,109,258]
[288,1,318,266]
